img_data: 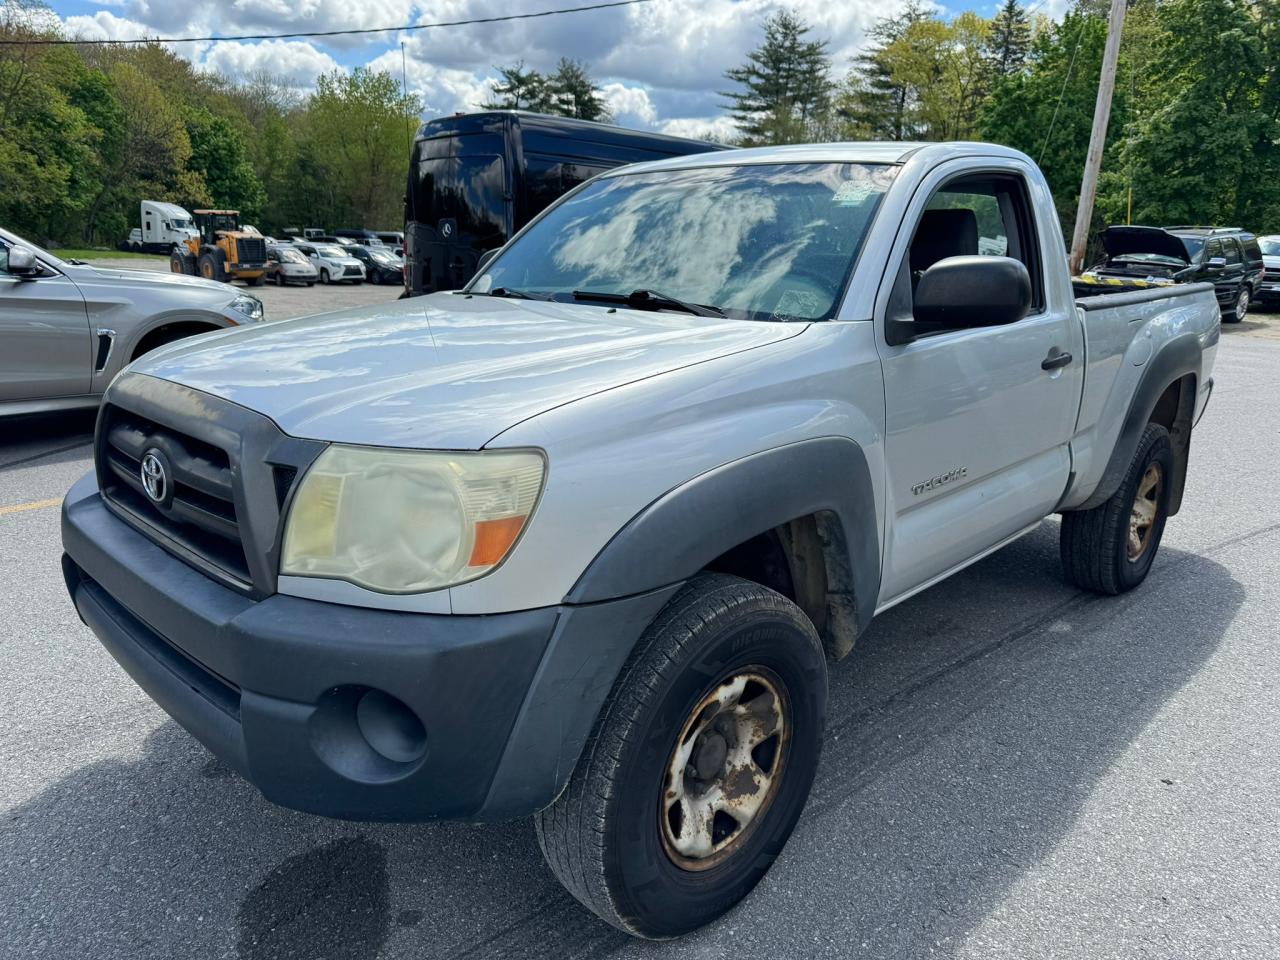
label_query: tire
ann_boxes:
[1060,422,1174,595]
[536,574,827,939]
[320,268,330,284]
[169,249,187,274]
[1225,286,1249,323]
[246,274,265,287]
[306,281,315,287]
[198,249,227,283]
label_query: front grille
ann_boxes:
[237,236,266,263]
[344,265,363,277]
[100,404,251,585]
[1264,268,1280,282]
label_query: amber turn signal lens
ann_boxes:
[468,515,528,568]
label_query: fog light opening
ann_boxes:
[356,689,428,763]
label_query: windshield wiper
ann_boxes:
[483,286,555,301]
[572,288,725,318]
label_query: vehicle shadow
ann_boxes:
[0,525,1242,960]
[0,409,96,470]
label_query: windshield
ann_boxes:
[372,250,399,263]
[1177,236,1206,259]
[277,248,307,264]
[1260,238,1280,256]
[316,245,345,258]
[471,162,896,322]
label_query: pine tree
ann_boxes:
[988,0,1033,78]
[483,62,553,112]
[721,11,833,145]
[840,1,932,140]
[548,58,611,122]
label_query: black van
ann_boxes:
[403,111,727,296]
[1089,225,1265,322]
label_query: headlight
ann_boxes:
[281,446,545,594]
[229,294,264,322]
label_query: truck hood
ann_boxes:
[1101,226,1191,264]
[1264,255,1280,270]
[134,293,806,449]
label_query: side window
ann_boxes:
[0,244,9,276]
[1206,239,1224,262]
[1223,238,1242,265]
[1242,237,1262,262]
[904,173,1044,318]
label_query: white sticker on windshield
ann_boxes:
[832,181,874,206]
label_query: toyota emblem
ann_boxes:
[140,450,168,504]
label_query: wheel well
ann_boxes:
[1147,373,1196,516]
[702,511,860,661]
[131,321,221,361]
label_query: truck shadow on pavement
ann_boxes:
[1,525,1244,960]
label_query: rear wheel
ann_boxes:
[1060,423,1173,594]
[536,574,827,939]
[1224,286,1249,322]
[246,274,265,287]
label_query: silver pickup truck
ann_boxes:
[0,227,263,418]
[60,142,1218,938]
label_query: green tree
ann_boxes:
[548,58,610,121]
[304,68,420,228]
[838,1,932,140]
[988,0,1032,78]
[722,10,833,145]
[183,106,267,220]
[483,62,553,111]
[1123,0,1279,229]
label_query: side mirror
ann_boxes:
[6,246,42,279]
[1206,257,1227,271]
[888,256,1032,345]
[475,248,501,274]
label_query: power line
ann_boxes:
[0,0,657,46]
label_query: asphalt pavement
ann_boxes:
[1,313,1277,959]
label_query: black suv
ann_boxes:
[1090,225,1265,322]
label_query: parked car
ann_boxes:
[1257,235,1280,309]
[0,226,263,417]
[119,201,199,254]
[403,111,728,295]
[346,243,402,284]
[1085,225,1263,321]
[61,142,1218,939]
[291,241,365,284]
[375,230,404,256]
[266,243,318,286]
[335,228,384,246]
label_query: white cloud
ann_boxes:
[660,116,739,143]
[601,83,657,128]
[366,49,495,117]
[63,11,155,42]
[201,40,343,88]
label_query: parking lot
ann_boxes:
[2,311,1278,959]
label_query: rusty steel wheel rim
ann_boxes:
[1128,462,1163,561]
[659,669,790,871]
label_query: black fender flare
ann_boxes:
[1075,332,1203,512]
[566,436,881,638]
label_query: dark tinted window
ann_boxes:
[1223,238,1242,264]
[414,154,508,248]
[1206,239,1224,261]
[1242,237,1262,261]
[524,155,611,220]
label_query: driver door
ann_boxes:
[0,244,91,402]
[875,166,1080,603]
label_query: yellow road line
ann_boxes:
[0,497,62,517]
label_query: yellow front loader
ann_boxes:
[169,209,268,286]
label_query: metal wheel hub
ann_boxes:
[1128,462,1163,561]
[1238,290,1249,318]
[660,670,789,870]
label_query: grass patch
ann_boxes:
[52,248,163,261]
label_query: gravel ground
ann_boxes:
[0,311,1277,960]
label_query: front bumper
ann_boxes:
[61,471,675,821]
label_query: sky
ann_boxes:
[49,0,1069,139]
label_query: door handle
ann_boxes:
[1042,350,1073,371]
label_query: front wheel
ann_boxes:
[320,268,330,284]
[1061,422,1173,594]
[536,574,827,939]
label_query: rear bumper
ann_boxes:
[62,471,675,821]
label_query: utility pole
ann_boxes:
[1068,0,1127,276]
